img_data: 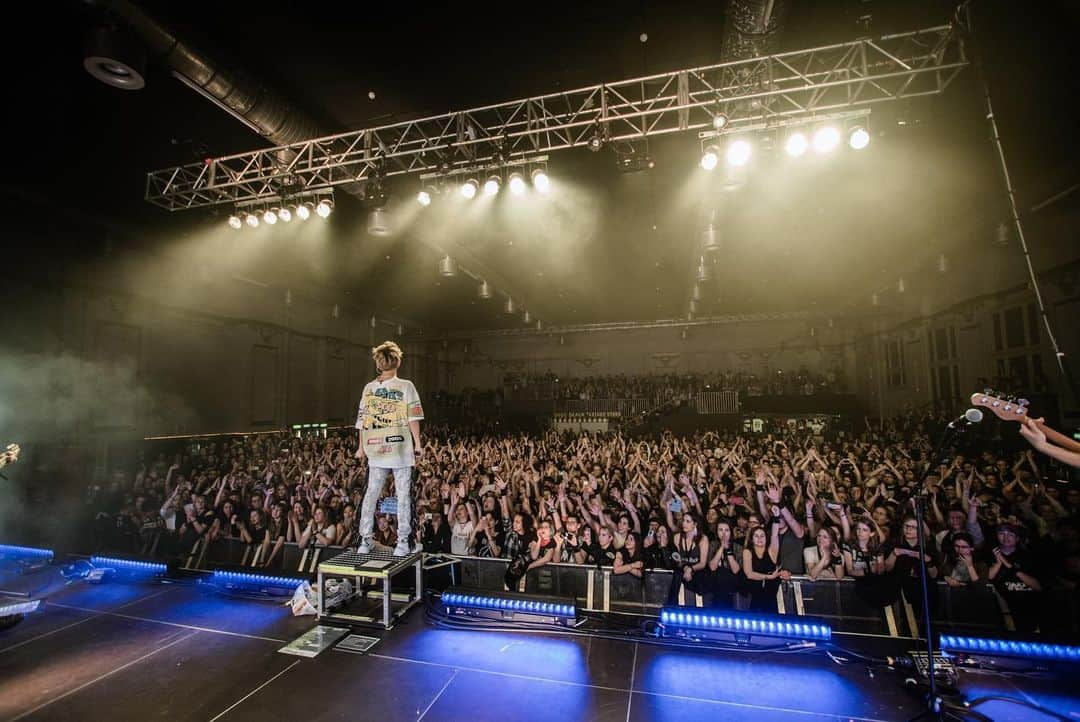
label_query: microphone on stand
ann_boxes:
[948,408,984,429]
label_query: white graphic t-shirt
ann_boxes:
[355,376,423,469]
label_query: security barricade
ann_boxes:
[694,391,740,414]
[447,556,1079,636]
[117,539,1079,637]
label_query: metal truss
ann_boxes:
[146,23,966,210]
[444,311,818,339]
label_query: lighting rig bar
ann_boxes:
[697,108,870,140]
[145,24,965,210]
[89,556,168,576]
[0,545,54,561]
[418,154,548,184]
[207,569,309,596]
[660,607,832,643]
[939,634,1080,664]
[0,598,42,616]
[441,588,578,626]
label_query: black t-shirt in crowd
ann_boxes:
[475,528,505,558]
[422,521,451,554]
[586,542,617,567]
[645,542,674,570]
[992,548,1041,594]
[615,544,643,568]
[777,525,805,574]
[892,539,940,579]
[557,532,585,563]
[197,509,216,530]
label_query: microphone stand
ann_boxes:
[908,417,974,721]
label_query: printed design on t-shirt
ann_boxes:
[362,387,407,431]
[356,379,422,468]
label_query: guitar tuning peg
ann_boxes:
[1017,398,1029,406]
[983,387,995,396]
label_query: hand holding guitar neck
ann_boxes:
[971,389,1080,468]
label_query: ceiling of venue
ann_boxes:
[7,0,1080,331]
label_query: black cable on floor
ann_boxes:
[964,694,1070,722]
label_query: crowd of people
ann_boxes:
[507,368,847,402]
[98,404,1078,633]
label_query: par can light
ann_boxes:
[700,145,720,171]
[531,169,550,193]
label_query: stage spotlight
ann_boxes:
[504,297,516,314]
[460,178,479,199]
[227,214,242,230]
[531,169,550,193]
[523,310,532,324]
[367,208,389,236]
[712,112,729,130]
[263,209,277,225]
[587,128,604,152]
[785,132,808,157]
[508,173,526,195]
[700,145,720,171]
[417,190,432,206]
[244,212,259,228]
[848,125,870,150]
[812,126,841,154]
[483,175,501,196]
[315,199,333,218]
[439,255,458,277]
[277,206,292,223]
[478,280,493,299]
[296,202,312,220]
[726,139,752,167]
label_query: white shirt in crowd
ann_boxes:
[451,520,474,555]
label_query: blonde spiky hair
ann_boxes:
[372,340,403,370]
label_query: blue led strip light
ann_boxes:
[211,570,305,588]
[442,592,576,618]
[659,607,832,641]
[0,599,42,616]
[0,545,54,560]
[90,556,168,574]
[940,635,1080,663]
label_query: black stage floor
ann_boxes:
[1,578,1075,721]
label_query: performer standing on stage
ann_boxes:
[355,341,424,556]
